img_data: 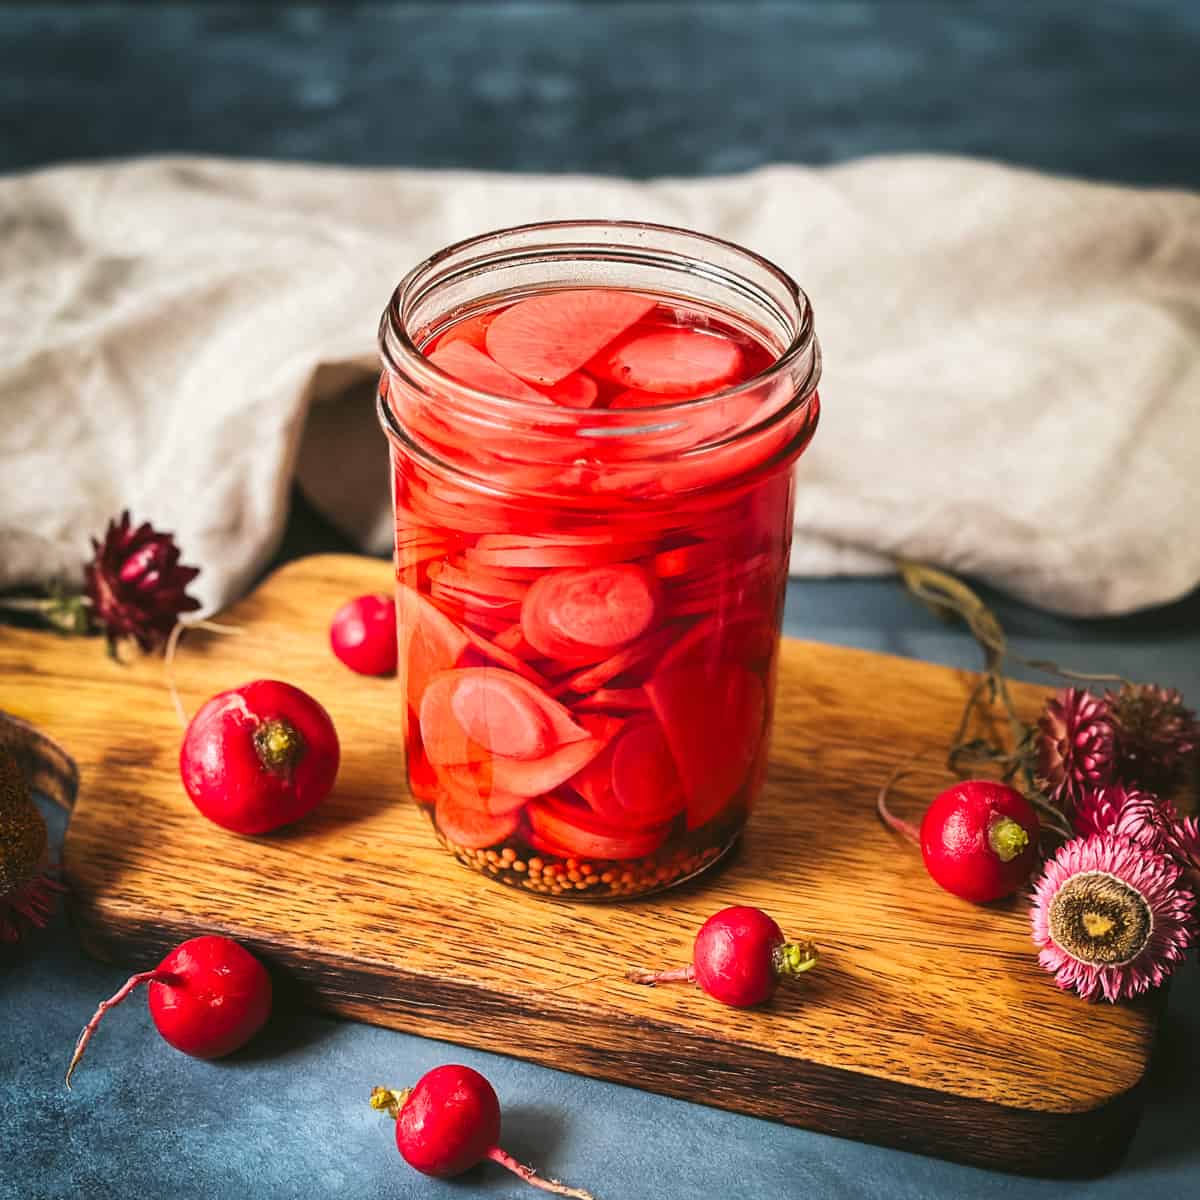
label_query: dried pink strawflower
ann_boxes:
[1031,834,1194,1002]
[1105,683,1200,794]
[1166,816,1200,892]
[84,511,201,652]
[1034,688,1114,811]
[1072,784,1176,854]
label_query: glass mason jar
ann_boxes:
[377,221,820,899]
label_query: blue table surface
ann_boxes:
[3,4,1199,1198]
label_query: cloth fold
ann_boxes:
[2,155,1197,616]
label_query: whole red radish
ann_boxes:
[371,1064,596,1198]
[919,781,1040,902]
[330,594,398,676]
[180,680,339,834]
[628,906,818,1007]
[66,935,271,1087]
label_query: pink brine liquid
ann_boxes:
[385,287,816,898]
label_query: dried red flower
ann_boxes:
[1105,683,1200,795]
[83,511,201,652]
[1073,783,1176,854]
[1034,688,1114,811]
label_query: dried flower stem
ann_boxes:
[896,561,1088,842]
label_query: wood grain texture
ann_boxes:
[0,554,1158,1176]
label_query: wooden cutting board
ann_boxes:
[1,554,1157,1176]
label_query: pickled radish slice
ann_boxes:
[570,715,630,824]
[645,663,765,829]
[428,561,528,603]
[432,311,495,353]
[527,796,670,860]
[574,687,651,713]
[420,667,590,766]
[595,327,744,396]
[489,737,604,797]
[655,611,775,674]
[652,540,727,579]
[540,372,599,409]
[437,764,528,816]
[396,585,471,707]
[526,828,586,859]
[435,793,519,850]
[521,564,660,661]
[459,625,552,687]
[555,624,679,694]
[467,533,658,571]
[428,341,548,403]
[609,720,686,824]
[407,743,440,806]
[574,717,684,828]
[486,290,656,385]
[449,672,553,761]
[493,625,536,655]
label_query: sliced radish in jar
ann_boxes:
[493,624,538,657]
[594,327,744,396]
[428,340,548,403]
[459,625,553,688]
[609,719,686,824]
[652,540,728,579]
[655,610,775,674]
[428,561,528,603]
[539,371,600,409]
[435,794,519,850]
[527,796,670,861]
[574,687,652,713]
[431,311,496,354]
[486,290,656,385]
[573,717,683,828]
[489,737,605,797]
[525,827,586,860]
[407,742,440,806]
[437,764,529,816]
[396,585,471,708]
[521,564,660,661]
[555,624,679,694]
[449,672,554,761]
[645,663,765,829]
[419,667,589,766]
[467,533,658,571]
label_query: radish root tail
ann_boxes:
[164,619,245,728]
[65,969,174,1089]
[486,1145,598,1199]
[625,964,695,987]
[876,760,925,846]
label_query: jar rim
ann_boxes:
[378,218,819,420]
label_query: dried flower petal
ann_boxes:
[1031,834,1195,1002]
[1105,683,1200,794]
[1034,688,1114,812]
[1073,783,1176,854]
[83,511,201,652]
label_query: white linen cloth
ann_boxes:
[1,155,1197,617]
